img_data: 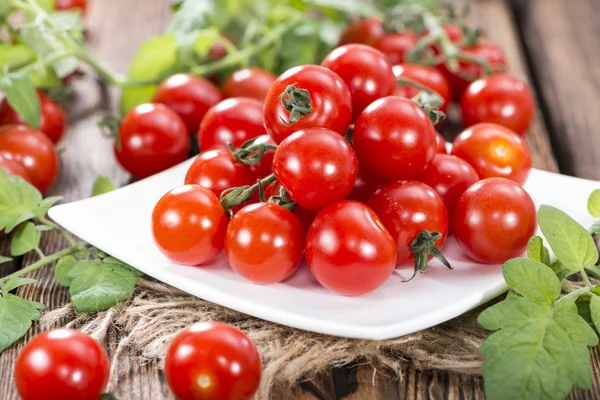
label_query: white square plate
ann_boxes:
[48,162,599,340]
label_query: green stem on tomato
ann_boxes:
[397,76,438,96]
[75,48,127,85]
[422,12,458,70]
[0,244,83,283]
[580,267,594,288]
[220,174,277,214]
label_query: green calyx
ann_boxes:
[411,91,446,125]
[220,174,277,216]
[228,137,278,166]
[405,230,452,282]
[279,84,312,125]
[267,185,296,212]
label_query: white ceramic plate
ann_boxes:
[48,161,600,340]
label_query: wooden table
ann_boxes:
[1,0,599,398]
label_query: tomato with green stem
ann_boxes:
[393,63,451,113]
[372,31,419,66]
[221,68,277,102]
[264,181,316,232]
[338,18,384,46]
[0,153,31,183]
[244,134,276,179]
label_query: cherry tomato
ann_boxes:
[221,68,277,102]
[368,181,448,266]
[273,128,358,211]
[165,322,261,400]
[115,103,189,178]
[306,200,396,296]
[54,0,87,14]
[353,96,437,182]
[0,124,58,192]
[322,44,396,121]
[338,18,384,46]
[372,31,419,66]
[152,74,222,134]
[346,169,381,203]
[246,134,276,179]
[152,185,228,266]
[15,329,109,400]
[426,23,464,54]
[451,123,531,185]
[393,63,451,113]
[453,177,537,263]
[421,154,479,217]
[264,182,316,233]
[0,90,66,143]
[263,65,352,144]
[225,202,305,284]
[0,153,31,183]
[209,34,235,61]
[435,132,447,154]
[461,74,535,136]
[198,97,265,151]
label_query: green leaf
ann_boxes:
[2,278,37,293]
[55,255,77,287]
[103,257,144,277]
[0,0,13,18]
[526,236,551,266]
[0,256,12,264]
[0,75,40,129]
[35,196,62,218]
[590,295,600,333]
[276,19,321,74]
[0,294,44,352]
[591,221,600,237]
[589,190,600,218]
[10,222,41,256]
[0,44,36,72]
[0,170,43,232]
[92,176,116,197]
[538,205,598,272]
[576,295,593,327]
[502,258,561,304]
[549,260,570,281]
[300,0,381,17]
[36,0,56,12]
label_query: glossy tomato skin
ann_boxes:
[461,74,535,136]
[372,31,419,66]
[0,90,66,143]
[453,178,537,263]
[152,74,222,134]
[54,0,87,14]
[273,128,358,211]
[152,185,228,266]
[346,169,381,203]
[421,154,479,217]
[435,132,448,154]
[115,103,189,178]
[353,96,437,182]
[165,322,261,400]
[198,97,264,151]
[264,182,317,233]
[184,150,254,198]
[221,68,277,102]
[247,134,276,179]
[393,64,451,113]
[14,329,109,400]
[0,154,31,183]
[338,18,384,46]
[0,125,58,192]
[451,123,531,184]
[225,202,305,284]
[263,65,352,144]
[367,181,448,266]
[322,44,396,121]
[306,200,396,296]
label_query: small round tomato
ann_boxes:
[453,177,537,263]
[273,128,358,211]
[225,202,305,284]
[461,74,535,136]
[421,154,479,217]
[372,31,419,65]
[451,123,531,184]
[0,153,31,183]
[165,322,261,400]
[393,63,451,113]
[209,34,235,61]
[306,200,396,296]
[346,169,381,203]
[198,97,265,151]
[353,96,437,182]
[0,90,66,143]
[115,103,189,178]
[152,185,228,266]
[152,74,222,134]
[263,65,352,144]
[221,68,277,102]
[15,329,109,400]
[0,124,58,192]
[322,44,396,121]
[245,134,276,179]
[184,150,254,198]
[435,132,447,154]
[54,0,87,14]
[368,181,448,266]
[264,182,316,232]
[338,18,384,46]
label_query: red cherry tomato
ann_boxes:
[209,34,235,61]
[322,44,396,121]
[152,185,228,266]
[372,31,419,65]
[263,65,352,144]
[15,329,109,400]
[152,74,222,134]
[54,0,87,14]
[421,154,479,217]
[368,181,448,265]
[353,96,437,182]
[453,177,537,263]
[346,169,381,203]
[115,103,189,178]
[264,182,316,233]
[0,153,31,183]
[338,18,384,46]
[0,90,65,143]
[435,132,447,154]
[198,97,264,151]
[225,202,305,284]
[221,68,277,102]
[461,74,535,136]
[273,128,358,211]
[246,134,276,179]
[451,123,531,184]
[184,149,254,198]
[0,125,58,192]
[165,322,261,400]
[393,63,451,113]
[306,200,397,296]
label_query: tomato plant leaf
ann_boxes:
[0,75,40,129]
[55,255,77,287]
[299,0,381,18]
[0,294,44,352]
[3,278,37,293]
[102,257,144,277]
[0,44,36,72]
[35,196,62,218]
[589,295,600,333]
[502,258,561,304]
[0,256,12,264]
[10,222,41,257]
[549,260,571,281]
[92,176,116,197]
[276,19,322,74]
[588,190,600,218]
[526,236,551,266]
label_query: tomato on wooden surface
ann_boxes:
[165,322,261,400]
[0,124,58,192]
[272,128,358,211]
[372,31,419,66]
[152,74,222,134]
[14,329,109,400]
[338,18,384,46]
[54,0,87,14]
[0,153,31,183]
[451,122,531,184]
[352,96,437,182]
[221,68,277,102]
[152,185,228,266]
[263,65,352,144]
[453,177,537,264]
[435,132,447,154]
[393,63,451,113]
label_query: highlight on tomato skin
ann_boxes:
[221,68,277,102]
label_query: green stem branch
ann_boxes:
[0,245,82,283]
[38,217,78,246]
